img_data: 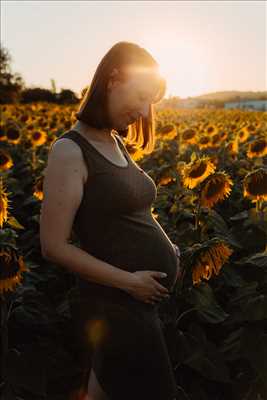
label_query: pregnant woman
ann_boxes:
[40,41,181,400]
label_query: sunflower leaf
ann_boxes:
[187,283,229,323]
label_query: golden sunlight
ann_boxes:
[150,34,211,98]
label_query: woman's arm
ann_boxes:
[40,139,132,291]
[43,241,133,291]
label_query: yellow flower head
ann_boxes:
[0,150,14,171]
[238,127,250,143]
[243,168,267,202]
[200,171,233,208]
[124,142,144,161]
[0,246,29,295]
[226,137,239,156]
[181,128,197,144]
[197,134,210,149]
[192,241,233,285]
[206,124,219,137]
[0,177,12,228]
[30,130,47,147]
[210,133,222,148]
[158,124,177,140]
[181,156,216,189]
[247,137,267,159]
[6,125,21,145]
[218,131,228,142]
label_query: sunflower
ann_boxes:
[238,127,250,143]
[181,156,216,189]
[210,133,222,148]
[197,134,210,149]
[6,125,22,145]
[247,137,267,159]
[200,171,233,208]
[205,124,218,136]
[225,136,239,157]
[192,241,233,285]
[243,168,267,202]
[219,131,228,142]
[30,130,47,147]
[0,150,14,172]
[0,246,29,295]
[247,124,256,133]
[158,124,177,140]
[181,128,197,144]
[125,143,144,162]
[0,177,12,228]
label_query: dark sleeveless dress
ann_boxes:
[55,129,179,400]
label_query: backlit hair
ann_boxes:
[74,41,166,154]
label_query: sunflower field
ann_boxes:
[0,102,267,400]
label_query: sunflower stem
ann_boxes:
[256,199,259,213]
[195,197,201,241]
[32,148,37,171]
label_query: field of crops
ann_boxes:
[0,103,267,400]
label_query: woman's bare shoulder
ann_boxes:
[49,138,88,184]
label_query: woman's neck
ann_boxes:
[72,120,115,143]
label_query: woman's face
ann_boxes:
[107,67,159,130]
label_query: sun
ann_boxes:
[148,35,211,98]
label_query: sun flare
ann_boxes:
[149,35,211,98]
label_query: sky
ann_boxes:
[1,0,266,99]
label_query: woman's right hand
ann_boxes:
[123,270,170,305]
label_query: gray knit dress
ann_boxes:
[55,129,179,400]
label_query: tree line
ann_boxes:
[0,43,83,104]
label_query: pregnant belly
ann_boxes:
[105,224,179,291]
[78,212,179,297]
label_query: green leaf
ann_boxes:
[221,266,246,288]
[229,210,249,221]
[188,283,229,323]
[228,281,259,306]
[185,338,231,383]
[243,294,267,321]
[235,253,267,268]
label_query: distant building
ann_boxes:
[224,99,267,111]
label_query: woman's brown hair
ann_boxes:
[74,41,166,154]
